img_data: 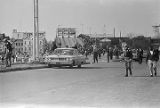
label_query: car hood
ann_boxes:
[46,54,75,58]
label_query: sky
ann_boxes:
[0,0,160,40]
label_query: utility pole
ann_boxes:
[103,24,106,37]
[89,27,92,36]
[120,31,121,38]
[113,28,115,38]
[33,0,39,60]
[119,31,122,45]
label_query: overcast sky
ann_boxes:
[0,0,160,40]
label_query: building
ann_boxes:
[151,25,160,48]
[14,39,23,56]
[23,32,32,56]
[152,25,160,39]
[12,29,46,57]
[12,29,24,39]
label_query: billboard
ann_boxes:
[57,28,76,36]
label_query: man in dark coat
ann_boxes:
[93,46,98,63]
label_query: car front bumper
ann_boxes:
[46,60,73,66]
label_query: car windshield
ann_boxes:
[53,49,74,55]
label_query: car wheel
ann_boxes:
[77,64,81,68]
[48,64,52,68]
[70,60,75,68]
[69,65,73,68]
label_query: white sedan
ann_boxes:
[45,48,88,68]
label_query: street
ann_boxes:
[0,58,160,108]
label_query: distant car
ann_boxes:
[45,48,88,68]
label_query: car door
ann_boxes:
[73,49,81,65]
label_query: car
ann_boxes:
[44,48,89,68]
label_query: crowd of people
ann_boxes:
[83,44,159,77]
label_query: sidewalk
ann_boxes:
[0,63,48,72]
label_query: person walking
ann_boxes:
[124,47,133,77]
[4,39,12,67]
[137,48,143,64]
[93,46,98,63]
[146,46,159,77]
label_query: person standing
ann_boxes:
[109,47,113,60]
[124,47,133,77]
[4,39,12,67]
[146,46,159,77]
[106,46,110,63]
[93,46,98,63]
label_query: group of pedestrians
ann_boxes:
[123,46,159,77]
[91,45,159,77]
[92,45,121,64]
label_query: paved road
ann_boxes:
[0,59,160,108]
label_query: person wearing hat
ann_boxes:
[4,39,12,67]
[124,46,133,77]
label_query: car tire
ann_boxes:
[69,65,73,68]
[48,64,52,68]
[70,60,75,68]
[77,64,81,68]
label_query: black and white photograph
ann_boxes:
[0,0,160,108]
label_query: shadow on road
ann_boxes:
[131,75,160,77]
[50,66,124,69]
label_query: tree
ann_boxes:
[132,36,151,50]
[42,38,49,55]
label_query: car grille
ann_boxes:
[50,58,66,61]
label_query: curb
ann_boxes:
[0,65,48,73]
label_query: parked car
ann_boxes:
[45,48,89,68]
